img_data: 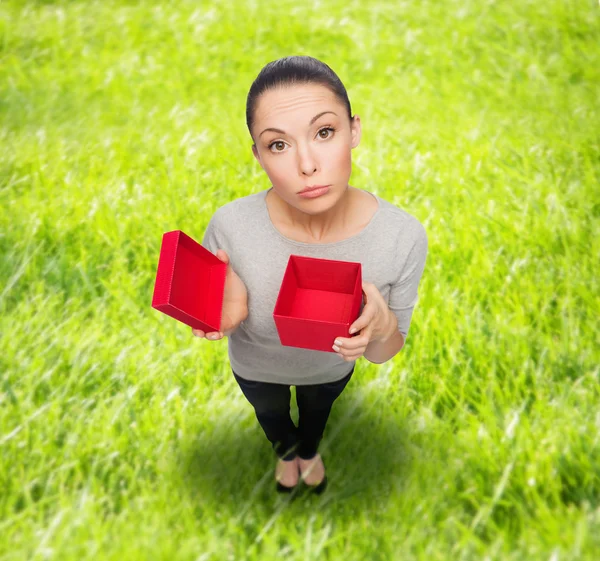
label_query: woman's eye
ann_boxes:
[269,141,286,152]
[268,127,336,153]
[318,127,335,139]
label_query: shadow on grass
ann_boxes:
[174,378,415,511]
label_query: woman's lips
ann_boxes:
[298,185,331,199]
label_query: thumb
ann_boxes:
[216,249,230,265]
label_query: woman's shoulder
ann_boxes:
[211,190,265,224]
[375,194,427,244]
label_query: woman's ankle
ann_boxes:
[297,451,318,461]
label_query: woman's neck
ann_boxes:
[268,185,355,243]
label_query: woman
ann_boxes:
[192,56,428,495]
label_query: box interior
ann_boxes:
[275,256,360,324]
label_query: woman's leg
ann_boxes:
[295,365,355,460]
[232,369,298,460]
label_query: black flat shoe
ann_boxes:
[275,481,298,493]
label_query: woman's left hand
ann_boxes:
[332,282,395,362]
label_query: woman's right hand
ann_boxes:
[191,249,248,341]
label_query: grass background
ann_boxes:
[1,0,599,559]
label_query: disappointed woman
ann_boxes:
[193,56,428,495]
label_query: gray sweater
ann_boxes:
[201,188,428,385]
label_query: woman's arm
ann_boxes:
[362,308,405,364]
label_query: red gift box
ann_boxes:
[151,230,227,332]
[273,255,363,352]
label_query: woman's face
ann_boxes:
[251,83,361,213]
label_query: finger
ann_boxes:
[337,343,366,358]
[334,333,369,351]
[340,310,375,343]
[216,249,229,264]
[348,307,375,336]
[206,331,223,340]
[361,282,372,302]
[344,347,365,360]
[192,329,205,337]
[337,352,361,362]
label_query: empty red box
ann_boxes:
[151,230,227,332]
[273,255,363,352]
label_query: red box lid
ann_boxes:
[151,230,227,332]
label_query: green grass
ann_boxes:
[1,0,599,559]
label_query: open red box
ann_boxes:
[151,230,227,332]
[273,255,363,352]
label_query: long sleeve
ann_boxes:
[387,222,428,341]
[202,212,223,255]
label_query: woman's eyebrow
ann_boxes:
[259,111,338,138]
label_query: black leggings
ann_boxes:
[232,365,355,461]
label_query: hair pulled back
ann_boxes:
[246,56,353,144]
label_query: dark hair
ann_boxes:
[246,55,353,145]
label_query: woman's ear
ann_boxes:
[252,144,263,167]
[351,115,361,149]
